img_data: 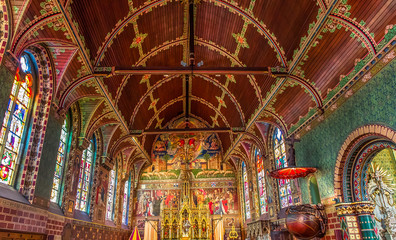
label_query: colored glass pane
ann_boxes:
[273,127,293,208]
[0,62,33,185]
[256,149,268,214]
[242,161,251,219]
[75,141,95,212]
[122,179,130,224]
[106,168,116,220]
[50,120,69,203]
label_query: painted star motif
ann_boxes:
[232,33,249,48]
[226,74,236,83]
[148,98,159,110]
[130,33,148,48]
[211,116,219,127]
[216,96,227,108]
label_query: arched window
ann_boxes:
[273,127,292,208]
[50,118,71,203]
[75,139,96,212]
[0,54,34,186]
[122,175,131,225]
[242,161,251,219]
[106,166,117,220]
[256,148,268,214]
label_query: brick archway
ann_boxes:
[333,124,396,200]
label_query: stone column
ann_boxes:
[33,108,64,208]
[335,201,379,240]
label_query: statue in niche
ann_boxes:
[368,163,396,239]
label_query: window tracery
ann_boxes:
[50,119,70,203]
[75,140,95,212]
[256,148,268,214]
[122,176,130,225]
[106,167,116,220]
[242,161,251,219]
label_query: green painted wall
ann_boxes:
[296,59,396,202]
[35,107,63,200]
[0,65,15,125]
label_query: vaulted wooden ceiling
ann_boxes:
[8,0,396,165]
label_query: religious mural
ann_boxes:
[141,131,234,180]
[192,188,238,215]
[135,190,181,217]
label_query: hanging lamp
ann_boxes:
[270,135,317,179]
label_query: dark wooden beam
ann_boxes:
[130,127,232,135]
[95,66,286,75]
[188,0,195,66]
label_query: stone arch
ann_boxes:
[17,45,55,202]
[334,124,396,201]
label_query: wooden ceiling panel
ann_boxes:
[272,83,316,128]
[252,0,319,61]
[143,134,157,155]
[153,101,185,129]
[144,45,184,67]
[194,45,235,67]
[302,28,368,100]
[196,1,244,57]
[223,75,260,124]
[97,26,139,67]
[137,1,184,54]
[102,75,125,100]
[64,84,101,111]
[190,100,224,127]
[70,0,130,59]
[237,24,280,67]
[217,132,231,156]
[348,0,396,43]
[192,75,243,127]
[132,77,184,130]
[254,75,278,101]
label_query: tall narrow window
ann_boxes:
[242,161,251,219]
[50,119,70,203]
[256,149,268,214]
[273,127,292,208]
[75,140,95,212]
[106,167,116,220]
[0,55,33,186]
[122,176,130,225]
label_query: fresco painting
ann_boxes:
[135,190,181,217]
[192,188,238,215]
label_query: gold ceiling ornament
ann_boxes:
[228,225,238,239]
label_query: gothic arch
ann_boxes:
[334,124,396,200]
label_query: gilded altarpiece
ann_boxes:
[134,121,241,239]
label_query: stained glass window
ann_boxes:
[122,176,130,225]
[75,140,95,212]
[0,55,33,186]
[242,161,251,219]
[106,167,116,220]
[273,127,292,208]
[256,149,268,214]
[50,119,70,203]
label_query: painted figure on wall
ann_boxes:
[192,188,238,215]
[135,190,180,216]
